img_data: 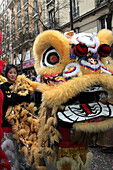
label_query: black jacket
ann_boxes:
[0,82,30,127]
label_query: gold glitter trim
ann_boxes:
[57,146,88,163]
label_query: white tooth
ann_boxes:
[57,112,73,123]
[109,104,113,117]
[63,111,73,117]
[69,114,81,121]
[57,102,113,123]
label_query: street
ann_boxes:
[89,147,113,170]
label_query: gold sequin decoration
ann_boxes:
[57,146,88,163]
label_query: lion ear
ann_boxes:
[97,29,113,46]
[64,30,75,39]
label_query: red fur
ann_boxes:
[0,60,5,74]
[0,90,11,170]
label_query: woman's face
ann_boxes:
[7,68,17,83]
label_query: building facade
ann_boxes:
[0,0,42,75]
[41,0,113,33]
[0,0,113,73]
[40,0,113,57]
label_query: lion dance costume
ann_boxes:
[6,29,113,170]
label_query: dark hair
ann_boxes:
[5,64,18,78]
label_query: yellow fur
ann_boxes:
[33,30,70,75]
[97,29,113,46]
[6,29,113,169]
[73,118,113,133]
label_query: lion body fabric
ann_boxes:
[6,29,113,170]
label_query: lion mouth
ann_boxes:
[57,85,113,123]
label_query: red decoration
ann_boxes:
[58,126,84,148]
[50,55,58,63]
[98,44,111,57]
[74,43,88,57]
[0,90,11,170]
[0,60,5,75]
[0,30,2,56]
[0,30,2,42]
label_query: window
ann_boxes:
[34,0,38,13]
[25,50,30,61]
[46,0,50,3]
[6,0,10,6]
[100,16,107,29]
[6,12,8,22]
[12,38,15,48]
[25,27,29,39]
[49,9,55,28]
[12,21,15,33]
[24,8,29,24]
[17,0,21,12]
[25,8,28,17]
[32,0,38,16]
[6,39,9,51]
[99,15,112,30]
[18,15,21,29]
[13,55,16,65]
[23,0,28,5]
[17,54,21,64]
[34,21,39,36]
[96,0,105,6]
[101,17,106,29]
[72,0,79,17]
[98,15,112,31]
[12,8,15,18]
[6,25,9,37]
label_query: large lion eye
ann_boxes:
[40,46,60,67]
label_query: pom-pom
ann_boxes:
[98,44,111,57]
[74,43,88,57]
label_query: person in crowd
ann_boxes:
[30,73,42,110]
[0,64,30,129]
[0,60,7,84]
[0,60,11,169]
[0,64,31,169]
[30,72,36,81]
